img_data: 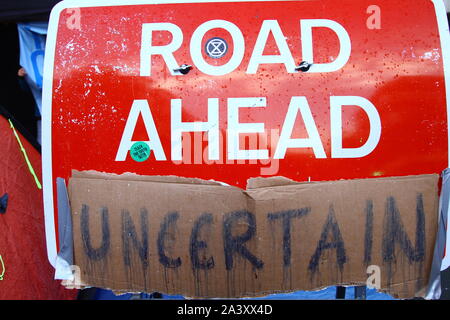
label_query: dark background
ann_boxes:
[0,0,61,149]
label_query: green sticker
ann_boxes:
[130,142,151,162]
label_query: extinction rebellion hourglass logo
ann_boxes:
[205,37,228,59]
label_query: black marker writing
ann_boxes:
[308,206,347,273]
[223,210,264,270]
[122,208,149,269]
[81,204,110,260]
[382,195,425,263]
[157,212,182,268]
[364,200,374,265]
[267,208,311,267]
[190,213,215,270]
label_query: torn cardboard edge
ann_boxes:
[72,169,434,190]
[72,170,228,187]
[67,170,439,299]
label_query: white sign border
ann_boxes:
[432,0,450,271]
[43,0,450,273]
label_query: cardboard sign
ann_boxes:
[68,171,438,298]
[43,0,450,271]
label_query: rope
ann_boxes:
[0,255,5,280]
[8,119,42,190]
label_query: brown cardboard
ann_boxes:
[68,171,439,298]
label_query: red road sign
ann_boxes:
[43,0,450,269]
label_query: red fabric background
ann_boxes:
[0,115,76,299]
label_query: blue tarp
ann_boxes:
[94,287,394,300]
[17,22,48,116]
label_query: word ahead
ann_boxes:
[115,96,381,162]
